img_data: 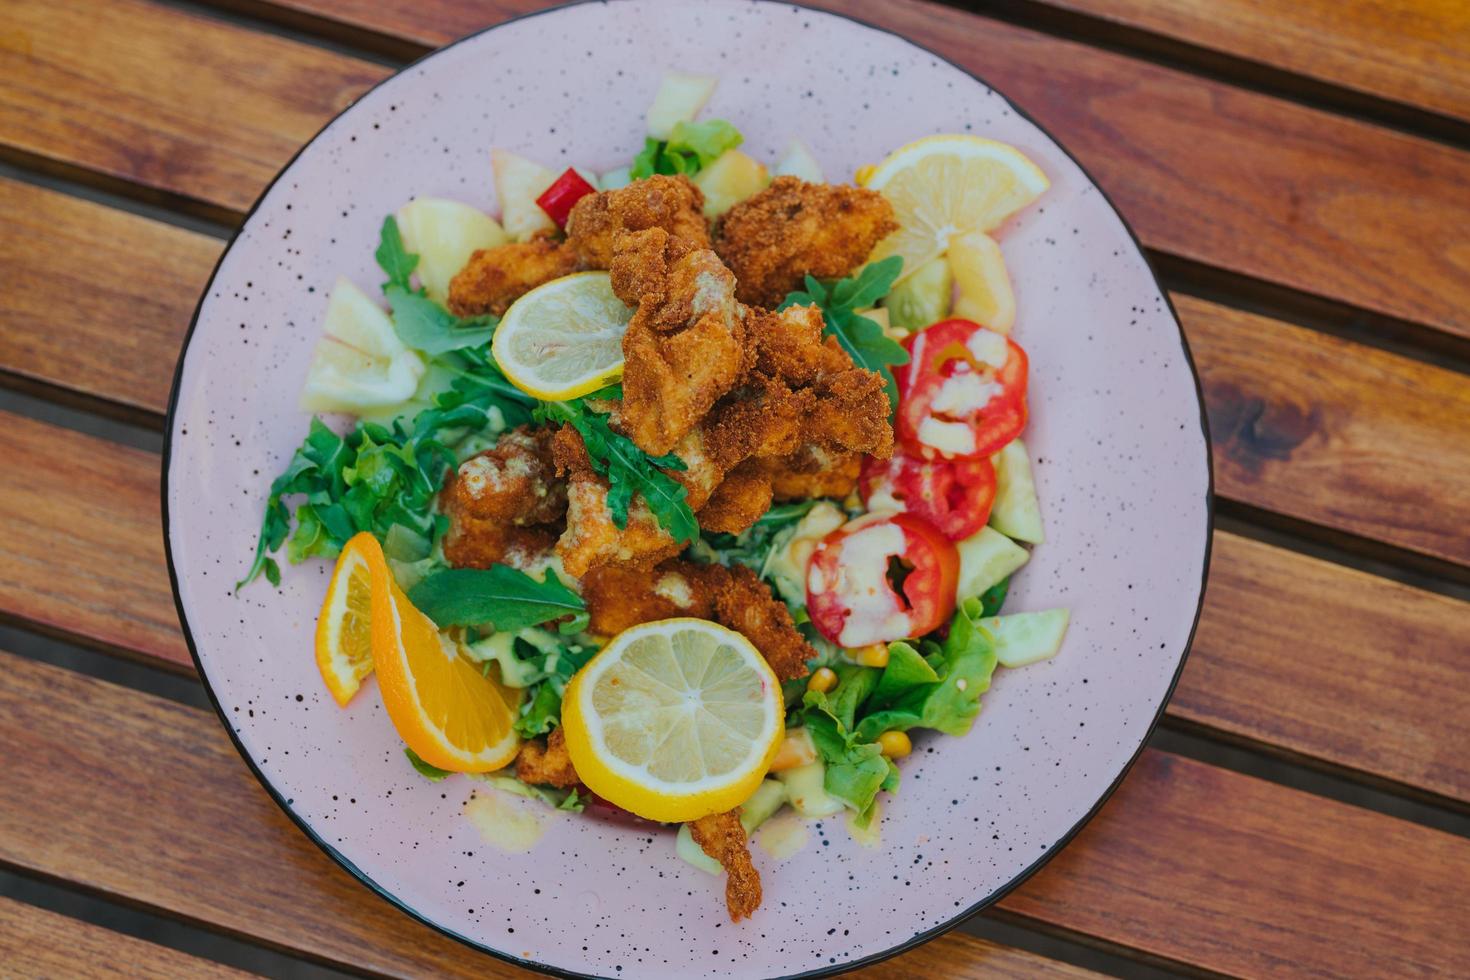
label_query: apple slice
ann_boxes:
[645,71,718,140]
[300,278,425,414]
[395,198,507,304]
[773,139,824,183]
[692,149,769,218]
[491,149,556,241]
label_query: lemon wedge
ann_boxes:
[561,619,784,822]
[860,134,1048,281]
[491,271,634,401]
[300,278,425,414]
[314,532,381,706]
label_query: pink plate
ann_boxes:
[163,2,1211,976]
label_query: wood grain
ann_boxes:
[3,409,1467,800]
[1180,293,1470,567]
[0,0,386,215]
[0,896,251,980]
[1027,0,1470,124]
[0,179,220,415]
[5,0,1470,338]
[3,649,1466,977]
[0,651,1092,980]
[0,413,189,670]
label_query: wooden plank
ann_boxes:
[6,0,1470,339]
[1181,293,1470,568]
[0,0,387,215]
[1025,0,1470,125]
[11,189,1470,570]
[3,409,1467,801]
[0,179,220,415]
[0,652,1093,979]
[0,413,189,670]
[3,650,1466,977]
[0,896,251,980]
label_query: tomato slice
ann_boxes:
[805,513,959,647]
[896,318,1028,460]
[859,451,997,541]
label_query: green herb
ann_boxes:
[376,216,499,354]
[463,628,599,737]
[779,255,909,408]
[475,774,584,812]
[404,747,452,782]
[535,386,698,545]
[699,499,819,572]
[515,683,563,738]
[630,119,743,180]
[977,575,1010,617]
[408,566,587,635]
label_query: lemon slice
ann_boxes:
[492,271,633,400]
[300,278,426,414]
[561,619,784,822]
[948,231,1017,333]
[860,134,1049,282]
[314,532,382,706]
[369,542,522,772]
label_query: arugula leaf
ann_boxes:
[374,216,502,354]
[375,215,418,292]
[536,388,698,545]
[629,119,743,180]
[698,499,819,572]
[780,256,909,408]
[404,747,451,782]
[408,566,587,634]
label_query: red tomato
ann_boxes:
[535,168,598,228]
[895,318,1028,461]
[859,451,997,541]
[805,513,959,647]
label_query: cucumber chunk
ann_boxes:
[982,608,1070,668]
[990,439,1044,544]
[778,761,846,818]
[956,526,1029,602]
[885,255,953,331]
[675,779,788,875]
[676,824,722,875]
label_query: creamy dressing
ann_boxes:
[757,811,810,860]
[930,371,1002,414]
[966,328,1009,368]
[464,788,551,852]
[830,521,912,647]
[917,417,977,455]
[846,803,882,848]
[653,572,694,607]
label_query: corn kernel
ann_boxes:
[853,644,889,668]
[807,667,839,694]
[878,730,912,759]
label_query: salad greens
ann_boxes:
[697,499,821,572]
[463,628,598,738]
[535,386,699,545]
[404,747,452,782]
[376,216,499,354]
[779,255,909,408]
[407,566,588,635]
[630,119,743,180]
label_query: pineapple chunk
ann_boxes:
[646,71,718,140]
[692,149,769,218]
[949,231,1016,333]
[395,198,507,304]
[773,139,823,182]
[300,278,425,414]
[491,149,556,241]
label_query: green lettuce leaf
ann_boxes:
[407,566,587,634]
[629,119,743,180]
[404,747,451,782]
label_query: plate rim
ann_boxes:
[159,1,1216,976]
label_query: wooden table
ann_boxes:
[3,0,1468,976]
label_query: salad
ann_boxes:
[241,70,1069,922]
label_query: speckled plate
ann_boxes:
[162,1,1211,977]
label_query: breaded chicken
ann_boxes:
[714,565,817,681]
[714,177,897,307]
[442,519,560,571]
[701,373,813,473]
[515,727,579,789]
[566,174,711,269]
[447,235,579,317]
[613,229,750,456]
[761,446,861,502]
[690,811,762,921]
[697,460,773,535]
[550,427,683,576]
[445,426,566,526]
[804,367,894,459]
[581,559,725,636]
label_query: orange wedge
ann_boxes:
[315,532,382,706]
[369,548,522,773]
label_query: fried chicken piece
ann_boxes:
[697,460,774,535]
[445,426,566,526]
[447,235,579,317]
[745,303,851,385]
[668,426,727,512]
[805,368,894,459]
[613,229,750,456]
[714,177,898,307]
[701,373,814,472]
[713,565,817,681]
[690,811,762,921]
[581,559,726,636]
[761,446,862,502]
[557,469,681,577]
[566,174,711,269]
[515,727,579,789]
[443,520,560,571]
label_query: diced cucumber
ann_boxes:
[885,256,953,331]
[692,149,770,218]
[676,824,722,875]
[646,71,718,140]
[990,439,1044,544]
[956,526,1029,602]
[599,166,632,191]
[739,779,787,832]
[777,761,846,818]
[982,608,1070,668]
[773,138,823,182]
